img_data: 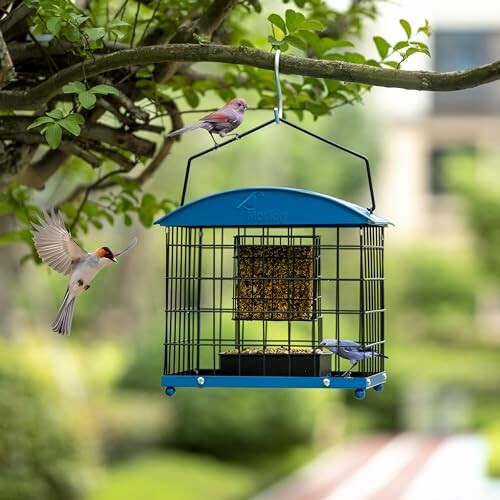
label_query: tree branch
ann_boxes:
[154,0,239,82]
[0,44,499,111]
[14,149,70,189]
[7,40,130,64]
[0,3,34,41]
[60,99,182,204]
[0,116,157,157]
[135,100,182,185]
[0,29,14,89]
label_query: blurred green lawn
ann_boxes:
[91,450,259,500]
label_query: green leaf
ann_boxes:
[123,213,132,226]
[417,19,432,37]
[63,81,86,94]
[89,84,119,95]
[27,116,55,130]
[373,36,390,59]
[183,88,199,108]
[90,219,103,230]
[365,59,381,68]
[321,38,354,50]
[299,20,324,32]
[305,101,329,117]
[83,27,105,41]
[411,41,431,56]
[46,109,64,120]
[70,14,88,26]
[411,42,430,57]
[268,13,286,34]
[284,34,306,51]
[383,60,400,69]
[405,47,419,58]
[394,41,409,51]
[107,19,130,28]
[296,29,320,47]
[139,193,157,227]
[285,9,305,33]
[344,52,366,64]
[63,27,82,43]
[45,123,62,149]
[267,35,286,47]
[78,91,97,109]
[68,112,85,125]
[400,19,412,39]
[46,17,62,35]
[110,29,126,39]
[58,116,81,136]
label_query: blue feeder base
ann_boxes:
[161,372,387,398]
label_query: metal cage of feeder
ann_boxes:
[155,120,391,400]
[155,51,390,400]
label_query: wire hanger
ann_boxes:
[179,50,376,213]
[274,49,283,123]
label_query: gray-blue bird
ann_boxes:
[319,339,388,377]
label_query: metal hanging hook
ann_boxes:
[273,49,283,123]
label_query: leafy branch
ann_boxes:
[27,81,119,149]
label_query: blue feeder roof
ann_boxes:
[155,187,391,228]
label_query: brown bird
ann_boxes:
[168,97,248,145]
[31,209,137,335]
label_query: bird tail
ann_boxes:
[168,122,205,137]
[52,290,76,336]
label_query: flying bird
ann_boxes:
[167,97,248,146]
[319,339,388,377]
[31,209,137,336]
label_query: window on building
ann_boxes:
[433,31,500,114]
[429,146,477,194]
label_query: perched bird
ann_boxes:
[168,97,248,146]
[31,209,137,336]
[319,339,388,377]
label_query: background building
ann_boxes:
[369,0,500,242]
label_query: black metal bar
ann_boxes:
[181,227,188,373]
[171,227,179,374]
[280,118,376,212]
[186,228,193,372]
[164,229,170,375]
[180,119,276,206]
[358,227,365,375]
[211,228,217,373]
[179,117,376,212]
[380,227,385,370]
[196,228,203,371]
[335,227,340,374]
[218,227,225,374]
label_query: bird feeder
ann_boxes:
[155,51,390,399]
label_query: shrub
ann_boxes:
[169,388,319,460]
[0,356,91,500]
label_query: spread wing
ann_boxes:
[31,209,87,275]
[114,237,138,258]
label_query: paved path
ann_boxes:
[253,434,500,500]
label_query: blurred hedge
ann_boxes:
[0,365,91,500]
[168,388,321,460]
